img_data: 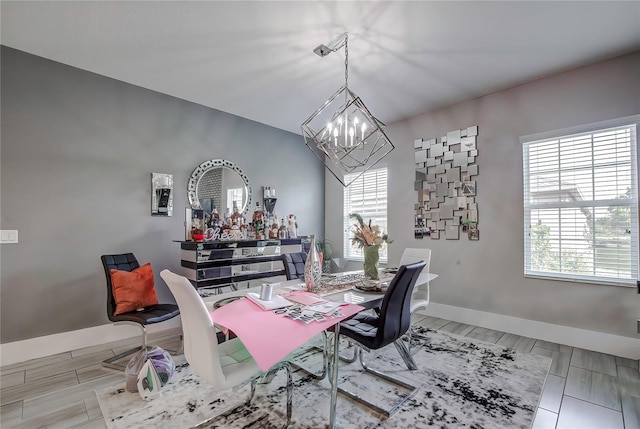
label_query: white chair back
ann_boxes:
[160,269,226,388]
[399,248,432,303]
[399,248,431,273]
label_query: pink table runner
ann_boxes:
[210,295,364,371]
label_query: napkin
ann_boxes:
[245,293,292,310]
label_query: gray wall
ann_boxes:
[0,46,325,343]
[326,51,640,339]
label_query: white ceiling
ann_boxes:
[2,1,639,135]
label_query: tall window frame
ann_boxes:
[343,167,388,262]
[522,116,639,286]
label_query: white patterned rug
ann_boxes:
[96,327,551,428]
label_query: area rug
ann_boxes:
[96,327,551,428]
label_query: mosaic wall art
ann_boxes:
[414,126,479,240]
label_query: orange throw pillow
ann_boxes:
[110,263,158,315]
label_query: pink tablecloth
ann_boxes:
[210,296,363,371]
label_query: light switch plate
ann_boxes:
[1,230,18,244]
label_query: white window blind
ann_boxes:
[523,121,639,285]
[343,167,388,261]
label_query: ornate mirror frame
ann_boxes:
[187,159,252,214]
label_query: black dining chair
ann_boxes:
[335,261,425,417]
[101,253,181,370]
[281,252,307,280]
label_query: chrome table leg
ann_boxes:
[329,321,340,429]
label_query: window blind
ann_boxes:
[523,123,638,285]
[343,167,388,261]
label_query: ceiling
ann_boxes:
[2,1,639,135]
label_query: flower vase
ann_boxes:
[363,245,380,280]
[304,235,322,293]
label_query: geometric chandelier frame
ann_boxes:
[301,33,395,187]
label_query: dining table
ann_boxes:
[204,270,438,428]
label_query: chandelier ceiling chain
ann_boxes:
[344,33,348,91]
[301,32,395,187]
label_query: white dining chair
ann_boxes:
[399,248,432,353]
[399,248,432,312]
[160,269,292,428]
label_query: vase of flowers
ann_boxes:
[363,245,380,279]
[349,213,392,280]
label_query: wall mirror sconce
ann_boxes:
[151,173,173,216]
[263,186,277,217]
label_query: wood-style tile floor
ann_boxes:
[1,318,638,428]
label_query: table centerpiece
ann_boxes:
[349,213,392,280]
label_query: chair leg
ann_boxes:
[174,333,184,355]
[255,361,293,429]
[195,361,292,429]
[290,331,328,380]
[336,345,419,417]
[245,378,257,405]
[101,345,143,371]
[102,322,147,371]
[339,340,359,363]
[282,362,293,429]
[393,338,418,370]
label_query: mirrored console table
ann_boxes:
[179,238,304,295]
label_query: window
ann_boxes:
[343,167,388,261]
[522,118,639,285]
[226,188,243,214]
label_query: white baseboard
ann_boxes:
[421,303,640,360]
[0,318,182,367]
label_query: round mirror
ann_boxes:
[187,159,252,215]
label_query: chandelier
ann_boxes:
[301,33,395,187]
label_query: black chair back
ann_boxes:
[372,261,425,349]
[281,252,307,280]
[101,253,140,322]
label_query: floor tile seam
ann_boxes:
[618,387,640,400]
[0,353,75,373]
[26,363,101,383]
[1,369,78,391]
[21,377,122,418]
[0,397,24,414]
[0,375,81,407]
[0,367,28,377]
[562,391,623,412]
[568,363,620,379]
[20,399,89,425]
[25,359,116,383]
[0,373,26,390]
[538,403,561,415]
[494,332,508,345]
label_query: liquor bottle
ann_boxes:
[220,221,231,236]
[239,217,248,239]
[252,201,264,223]
[304,235,322,292]
[269,217,279,239]
[253,202,265,239]
[278,218,288,239]
[230,201,241,226]
[287,214,298,239]
[247,222,256,240]
[208,207,219,229]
